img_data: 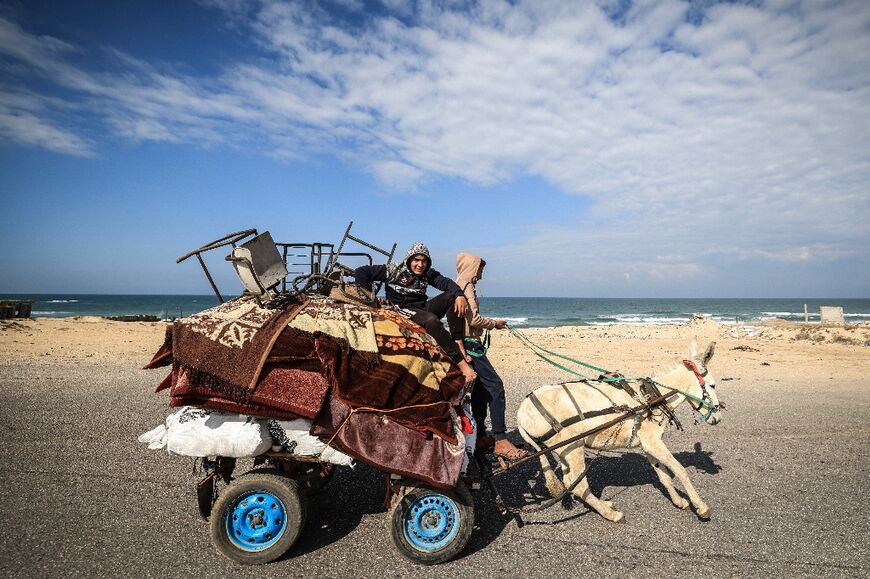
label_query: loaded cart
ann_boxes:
[140,226,480,566]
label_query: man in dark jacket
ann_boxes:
[354,242,477,385]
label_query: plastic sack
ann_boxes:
[138,424,168,450]
[268,418,353,466]
[267,418,354,466]
[459,403,477,475]
[138,407,272,458]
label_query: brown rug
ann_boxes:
[168,294,307,391]
[312,394,465,490]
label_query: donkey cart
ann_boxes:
[147,225,722,566]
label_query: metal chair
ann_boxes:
[225,231,288,304]
[323,222,396,305]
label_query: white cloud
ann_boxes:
[0,0,868,293]
[0,90,94,156]
[371,159,425,190]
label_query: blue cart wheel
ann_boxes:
[209,471,306,565]
[226,490,288,551]
[389,483,474,565]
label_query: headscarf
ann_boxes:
[455,252,484,290]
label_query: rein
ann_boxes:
[507,325,720,423]
[680,359,720,422]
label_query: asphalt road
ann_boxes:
[1,359,867,578]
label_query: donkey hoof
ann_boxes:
[696,506,711,520]
[611,511,626,524]
[675,498,690,510]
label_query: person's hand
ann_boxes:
[454,295,468,316]
[495,319,508,329]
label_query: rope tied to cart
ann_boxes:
[319,401,452,459]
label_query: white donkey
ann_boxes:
[516,341,723,522]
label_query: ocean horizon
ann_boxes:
[3,294,869,327]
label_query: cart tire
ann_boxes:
[209,471,306,565]
[388,482,474,565]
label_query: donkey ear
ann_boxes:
[701,342,716,366]
[688,339,698,360]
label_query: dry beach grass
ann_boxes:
[0,316,868,577]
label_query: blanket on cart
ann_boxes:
[148,296,465,442]
[147,295,466,489]
[287,296,378,361]
[312,395,465,490]
[158,363,329,420]
[145,294,308,391]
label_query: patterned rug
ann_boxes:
[166,294,307,391]
[288,295,378,361]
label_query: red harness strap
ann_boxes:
[682,359,706,386]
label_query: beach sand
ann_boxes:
[1,317,868,576]
[3,315,868,384]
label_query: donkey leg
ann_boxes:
[559,444,625,523]
[519,428,566,497]
[646,457,690,510]
[643,439,710,518]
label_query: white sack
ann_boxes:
[139,407,272,458]
[268,419,354,466]
[460,402,477,475]
[138,424,168,450]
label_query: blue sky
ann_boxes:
[0,0,868,297]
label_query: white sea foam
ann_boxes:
[761,311,869,319]
[44,299,79,303]
[32,311,74,315]
[502,317,528,325]
[761,311,823,318]
[591,315,690,326]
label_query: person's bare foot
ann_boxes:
[493,439,530,460]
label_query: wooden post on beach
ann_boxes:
[804,304,808,323]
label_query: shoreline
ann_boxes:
[6,295,869,327]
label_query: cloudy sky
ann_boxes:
[0,0,867,297]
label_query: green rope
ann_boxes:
[508,326,610,375]
[647,378,715,411]
[508,328,590,379]
[506,325,717,414]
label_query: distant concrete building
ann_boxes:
[0,300,32,319]
[820,306,845,325]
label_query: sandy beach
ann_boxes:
[3,315,868,384]
[1,317,868,577]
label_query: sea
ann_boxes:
[4,294,870,327]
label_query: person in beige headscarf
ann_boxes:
[455,253,529,460]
